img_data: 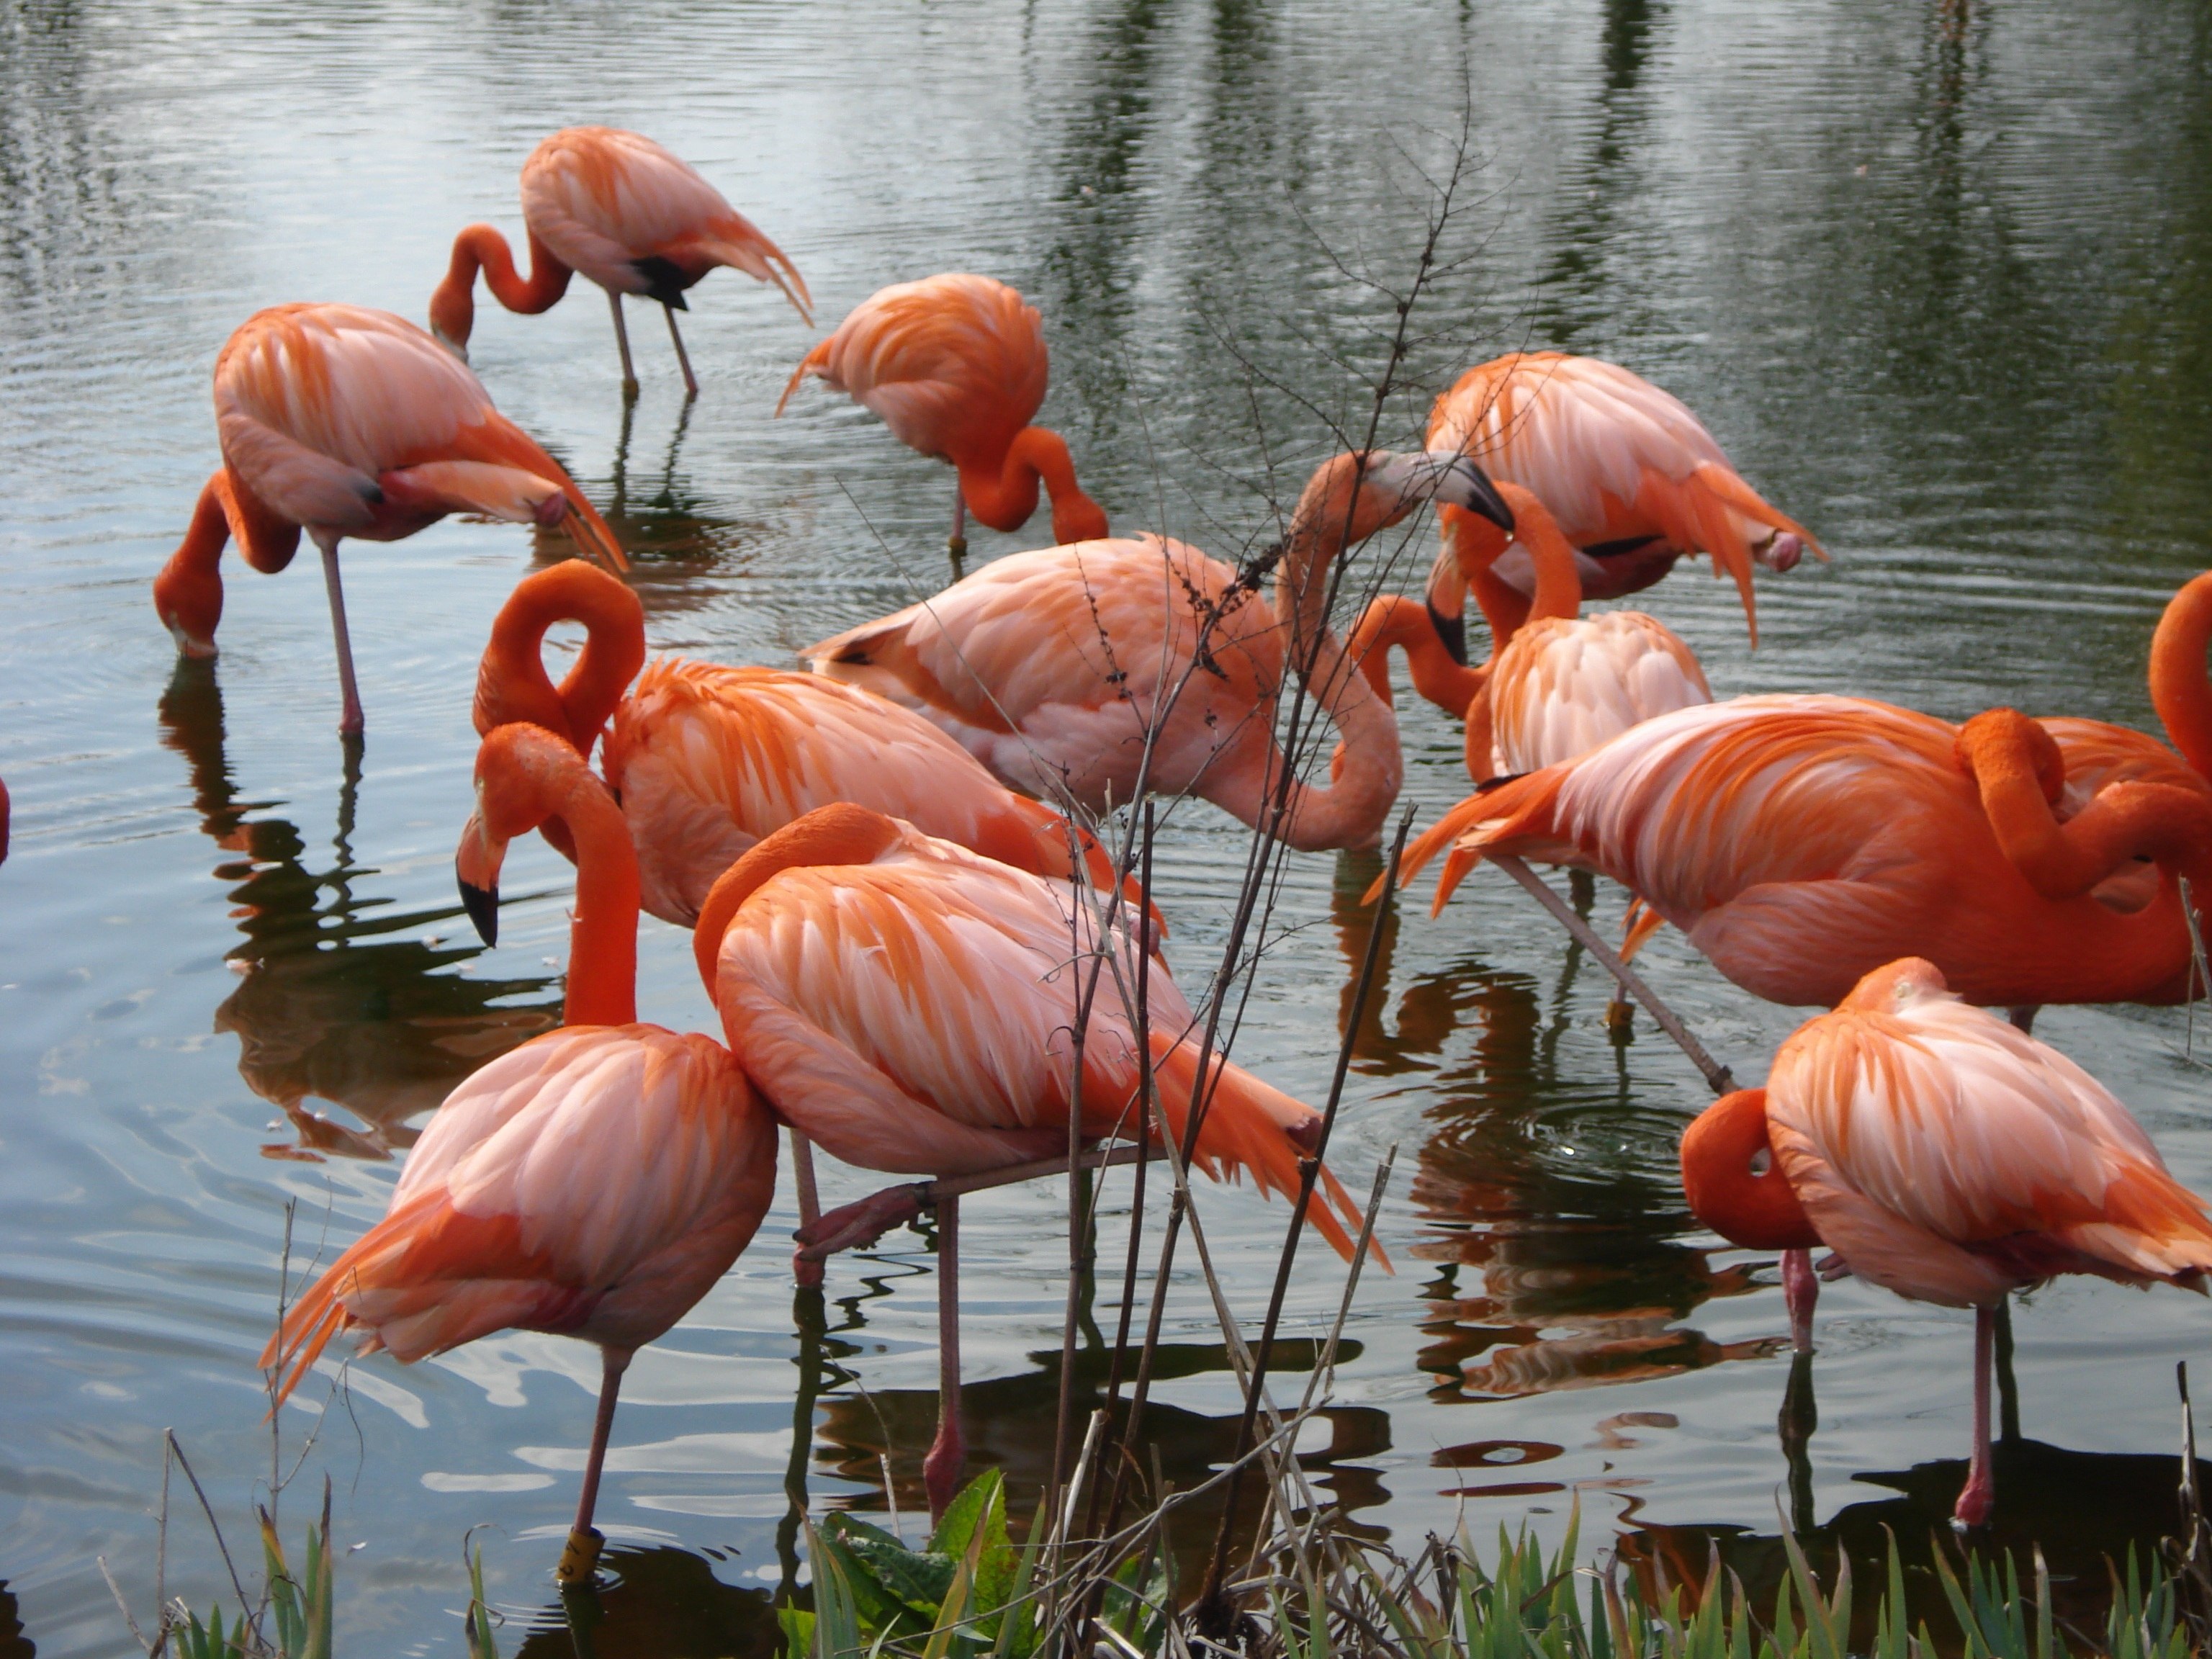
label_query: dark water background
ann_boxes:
[3,0,2211,1652]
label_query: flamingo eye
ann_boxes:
[1748,1148,1773,1177]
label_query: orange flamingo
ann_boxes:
[1382,352,1818,696]
[428,126,810,397]
[154,304,624,737]
[1681,957,2212,1526]
[806,449,1514,852]
[263,723,776,1581]
[776,274,1109,563]
[689,803,1371,1516]
[470,562,1136,927]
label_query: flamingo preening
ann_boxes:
[263,724,778,1583]
[808,449,1515,852]
[153,304,626,737]
[429,126,811,397]
[1681,958,2212,1527]
[1396,570,2212,1014]
[688,804,1369,1519]
[777,273,1109,567]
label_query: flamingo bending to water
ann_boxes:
[1397,352,1817,691]
[689,804,1372,1518]
[1680,957,2212,1525]
[807,449,1514,852]
[430,127,810,397]
[777,274,1108,563]
[470,562,1139,927]
[154,304,625,737]
[264,724,777,1581]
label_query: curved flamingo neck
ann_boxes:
[693,806,905,995]
[1503,483,1586,624]
[154,472,235,653]
[958,427,1107,541]
[475,563,647,756]
[430,225,574,349]
[1346,593,1488,716]
[2152,572,2212,781]
[1678,1089,1822,1250]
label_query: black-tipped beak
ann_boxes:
[459,874,499,947]
[1426,598,1469,667]
[1459,467,1514,536]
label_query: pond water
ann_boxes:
[4,0,2211,1653]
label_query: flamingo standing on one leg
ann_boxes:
[1371,351,1819,696]
[429,126,810,398]
[806,449,1516,851]
[684,804,1373,1519]
[776,274,1109,570]
[263,724,777,1582]
[1680,957,2212,1526]
[153,304,626,737]
[1395,570,2212,1012]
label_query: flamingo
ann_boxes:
[470,561,1141,928]
[806,449,1515,852]
[687,803,1372,1518]
[775,274,1109,567]
[153,304,626,738]
[1680,957,2212,1525]
[428,126,810,398]
[262,723,777,1582]
[1390,352,1818,694]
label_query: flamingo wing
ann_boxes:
[1488,611,1711,774]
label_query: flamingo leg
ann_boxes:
[922,1195,964,1522]
[948,490,968,581]
[2007,1005,2038,1035]
[1778,1349,1818,1537]
[1782,1246,1817,1354]
[662,304,698,400]
[558,1345,634,1584]
[313,533,364,739]
[1954,1305,1997,1528]
[607,292,639,398]
[790,1129,824,1288]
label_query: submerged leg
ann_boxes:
[1782,1246,1817,1354]
[662,303,698,400]
[791,1129,824,1288]
[1953,1305,1997,1529]
[922,1195,963,1522]
[315,534,364,739]
[948,490,968,581]
[608,291,638,398]
[559,1346,634,1584]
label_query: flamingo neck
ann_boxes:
[558,771,641,1028]
[153,472,235,655]
[430,225,574,350]
[958,427,1107,541]
[1678,1089,1822,1250]
[2152,572,2212,781]
[474,563,647,755]
[1506,484,1586,624]
[1346,593,1488,716]
[692,804,907,994]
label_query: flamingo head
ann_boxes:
[1679,1087,1822,1251]
[428,276,475,359]
[1838,956,1955,1015]
[455,722,602,944]
[153,556,222,659]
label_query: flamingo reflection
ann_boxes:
[158,657,557,1160]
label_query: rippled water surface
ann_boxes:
[4,0,2212,1652]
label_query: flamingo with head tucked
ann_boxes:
[777,274,1109,567]
[1681,957,2212,1526]
[263,723,777,1583]
[806,449,1515,852]
[153,303,625,737]
[429,126,810,397]
[685,802,1372,1519]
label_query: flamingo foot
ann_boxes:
[794,1183,927,1267]
[922,1415,964,1525]
[1952,1465,1995,1529]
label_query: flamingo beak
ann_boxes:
[455,806,506,946]
[1416,451,1516,535]
[1423,536,1470,666]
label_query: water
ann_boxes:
[3,0,2211,1651]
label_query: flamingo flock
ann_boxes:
[127,120,2212,1565]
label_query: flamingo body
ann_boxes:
[1483,611,1710,775]
[778,274,1107,544]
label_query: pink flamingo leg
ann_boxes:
[1954,1305,1997,1528]
[557,1345,634,1584]
[662,304,698,400]
[790,1130,824,1288]
[922,1194,964,1521]
[608,291,639,397]
[948,490,968,578]
[313,534,365,739]
[1782,1247,1817,1354]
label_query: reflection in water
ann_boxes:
[158,659,557,1160]
[512,1547,781,1659]
[0,1582,30,1659]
